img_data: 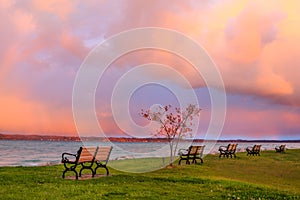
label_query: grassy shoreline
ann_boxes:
[0,149,299,199]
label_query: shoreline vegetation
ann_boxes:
[0,149,299,199]
[1,133,299,143]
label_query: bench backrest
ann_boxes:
[189,146,198,155]
[227,144,237,152]
[77,146,98,164]
[95,146,113,164]
[253,145,261,152]
[233,144,238,151]
[227,144,233,151]
[280,145,286,151]
[195,145,205,156]
[189,145,205,156]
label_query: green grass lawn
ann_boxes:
[0,149,299,199]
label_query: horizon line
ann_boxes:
[0,133,299,142]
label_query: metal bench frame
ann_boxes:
[61,146,99,179]
[61,146,113,179]
[219,143,238,158]
[275,145,286,153]
[246,144,261,156]
[178,145,205,165]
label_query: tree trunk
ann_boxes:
[169,141,174,166]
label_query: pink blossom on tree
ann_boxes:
[140,104,201,166]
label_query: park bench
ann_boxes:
[275,144,286,153]
[61,146,113,179]
[219,143,238,158]
[61,146,98,179]
[246,144,261,156]
[178,145,205,165]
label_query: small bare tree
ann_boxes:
[140,104,201,166]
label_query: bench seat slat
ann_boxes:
[78,156,94,163]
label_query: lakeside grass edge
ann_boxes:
[0,149,299,199]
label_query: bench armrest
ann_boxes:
[178,149,188,156]
[218,146,227,151]
[246,147,253,152]
[61,152,77,163]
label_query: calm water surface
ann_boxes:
[0,140,299,166]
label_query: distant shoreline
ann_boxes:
[0,133,299,143]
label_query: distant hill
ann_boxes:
[0,133,299,143]
[0,133,168,142]
[0,133,81,141]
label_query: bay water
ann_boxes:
[0,140,299,167]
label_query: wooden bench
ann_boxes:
[61,146,113,179]
[61,146,98,179]
[178,145,205,165]
[275,144,286,153]
[219,143,238,158]
[246,144,261,156]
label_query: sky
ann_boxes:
[0,0,300,140]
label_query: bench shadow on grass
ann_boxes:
[64,174,111,180]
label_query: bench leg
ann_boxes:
[178,158,189,165]
[194,158,203,164]
[79,167,94,177]
[62,170,66,179]
[94,163,109,176]
[62,163,79,180]
[62,168,79,180]
[79,163,94,177]
[74,171,78,180]
[104,166,109,175]
[178,158,183,165]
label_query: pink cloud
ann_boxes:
[0,94,76,135]
[32,0,75,21]
[222,106,300,139]
[0,0,299,139]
